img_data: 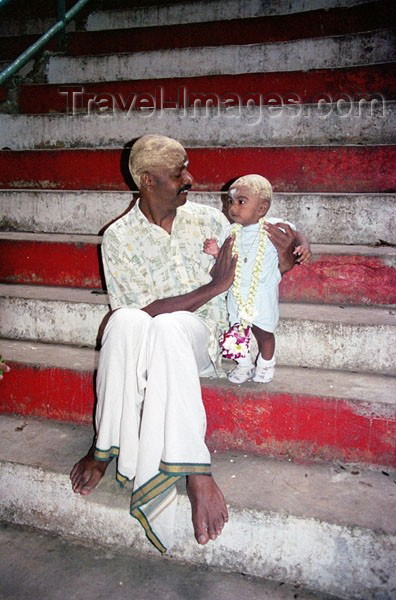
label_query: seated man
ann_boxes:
[70,134,296,553]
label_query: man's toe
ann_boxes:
[214,516,225,536]
[80,485,94,496]
[194,522,209,545]
[207,520,219,540]
[197,534,209,544]
[72,469,91,493]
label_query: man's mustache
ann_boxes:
[177,184,192,195]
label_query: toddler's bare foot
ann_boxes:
[70,444,109,495]
[186,474,228,545]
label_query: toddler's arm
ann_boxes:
[294,231,312,264]
[203,238,220,258]
[0,355,10,379]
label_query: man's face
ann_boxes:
[227,185,269,226]
[150,152,194,208]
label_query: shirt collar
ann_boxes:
[133,198,191,231]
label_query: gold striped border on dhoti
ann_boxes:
[94,445,119,461]
[159,460,211,476]
[131,507,167,554]
[131,461,212,509]
[130,462,212,554]
[130,472,180,510]
[116,470,133,486]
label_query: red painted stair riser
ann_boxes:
[1,239,395,305]
[1,146,395,192]
[18,64,396,114]
[0,362,395,466]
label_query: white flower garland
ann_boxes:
[230,217,268,326]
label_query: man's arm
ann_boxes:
[263,222,297,275]
[142,236,236,317]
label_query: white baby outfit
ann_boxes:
[225,217,296,332]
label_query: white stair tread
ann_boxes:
[0,0,373,37]
[1,286,395,374]
[1,284,395,325]
[1,101,394,150]
[1,230,395,263]
[86,0,373,31]
[46,30,395,83]
[0,414,394,534]
[0,232,102,244]
[0,414,395,599]
[1,190,395,245]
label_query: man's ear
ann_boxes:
[140,171,154,190]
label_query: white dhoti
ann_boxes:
[94,307,215,553]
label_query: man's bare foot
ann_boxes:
[186,474,228,545]
[70,444,109,495]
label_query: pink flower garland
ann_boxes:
[219,323,251,360]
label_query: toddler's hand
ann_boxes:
[0,356,10,379]
[203,238,219,257]
[293,244,312,264]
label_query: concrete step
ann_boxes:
[0,523,336,600]
[1,338,395,466]
[46,29,395,84]
[0,284,395,374]
[0,1,375,42]
[1,102,393,150]
[0,284,108,348]
[0,0,375,36]
[1,190,395,245]
[76,0,396,54]
[0,17,75,38]
[2,0,74,14]
[0,57,34,83]
[0,35,57,64]
[0,1,78,43]
[86,0,376,31]
[2,1,393,61]
[1,232,395,305]
[18,63,396,115]
[1,146,394,193]
[0,415,395,599]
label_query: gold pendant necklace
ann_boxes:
[240,227,260,263]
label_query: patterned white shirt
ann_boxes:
[102,200,229,370]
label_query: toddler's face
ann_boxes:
[227,185,269,226]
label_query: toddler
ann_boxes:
[204,174,311,384]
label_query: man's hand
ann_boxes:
[263,222,296,274]
[143,236,236,317]
[209,236,237,293]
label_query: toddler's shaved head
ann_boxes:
[230,174,272,205]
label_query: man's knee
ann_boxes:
[151,313,176,334]
[151,312,201,343]
[105,307,151,337]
